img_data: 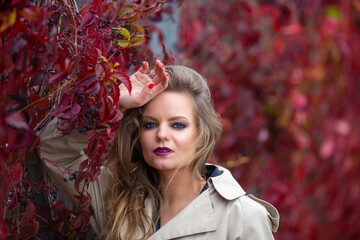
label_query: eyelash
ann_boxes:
[142,122,187,129]
[172,122,187,129]
[143,122,158,129]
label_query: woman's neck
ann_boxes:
[159,167,204,199]
[158,167,206,226]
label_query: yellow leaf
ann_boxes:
[100,56,108,62]
[115,39,130,48]
[10,8,17,25]
[112,27,130,40]
[0,9,17,32]
[122,12,140,23]
[130,23,145,35]
[130,36,145,47]
[118,4,136,19]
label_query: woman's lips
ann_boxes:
[153,147,174,156]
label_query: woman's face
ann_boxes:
[139,91,198,173]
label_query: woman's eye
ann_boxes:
[143,122,157,129]
[172,122,187,129]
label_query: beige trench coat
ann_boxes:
[39,118,279,239]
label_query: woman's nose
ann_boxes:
[156,124,169,141]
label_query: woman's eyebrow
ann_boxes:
[168,116,189,121]
[142,115,189,121]
[142,115,157,121]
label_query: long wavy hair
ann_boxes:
[105,65,222,240]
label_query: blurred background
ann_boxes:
[155,0,360,239]
[1,0,359,239]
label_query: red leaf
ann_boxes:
[83,81,100,94]
[0,148,8,173]
[19,199,36,226]
[79,159,89,172]
[67,55,81,74]
[98,97,112,122]
[49,72,67,84]
[56,122,75,134]
[78,12,97,31]
[107,109,123,125]
[29,108,44,128]
[52,200,70,219]
[18,218,39,238]
[57,103,81,120]
[29,92,52,109]
[71,215,83,230]
[110,72,131,93]
[5,112,29,130]
[7,126,34,150]
[0,218,8,239]
[86,135,106,161]
[51,94,70,116]
[0,174,12,210]
[85,130,98,142]
[91,0,102,12]
[109,79,120,107]
[9,162,23,182]
[78,73,97,88]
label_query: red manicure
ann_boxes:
[149,83,155,89]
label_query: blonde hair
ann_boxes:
[105,65,222,240]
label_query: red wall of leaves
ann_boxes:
[177,1,360,239]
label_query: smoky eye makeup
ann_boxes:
[141,119,158,129]
[171,122,187,129]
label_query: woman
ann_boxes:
[39,61,279,239]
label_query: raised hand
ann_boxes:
[118,60,169,112]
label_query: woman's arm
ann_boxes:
[38,117,110,235]
[38,60,168,235]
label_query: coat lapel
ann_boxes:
[149,190,217,240]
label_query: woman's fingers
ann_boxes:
[138,61,150,74]
[118,60,168,111]
[152,60,167,85]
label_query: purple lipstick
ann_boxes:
[153,147,174,156]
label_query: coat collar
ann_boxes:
[208,164,246,200]
[148,164,246,239]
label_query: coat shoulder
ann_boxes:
[207,164,279,234]
[241,194,280,232]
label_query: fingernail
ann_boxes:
[148,83,155,89]
[166,72,168,76]
[162,64,165,68]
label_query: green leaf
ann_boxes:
[130,36,145,47]
[130,23,145,35]
[115,39,130,48]
[325,6,341,19]
[122,12,141,23]
[118,4,136,19]
[112,27,130,39]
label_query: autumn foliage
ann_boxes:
[2,0,360,239]
[0,0,172,238]
[177,0,360,239]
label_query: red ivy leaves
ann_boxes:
[1,0,170,238]
[179,1,360,239]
